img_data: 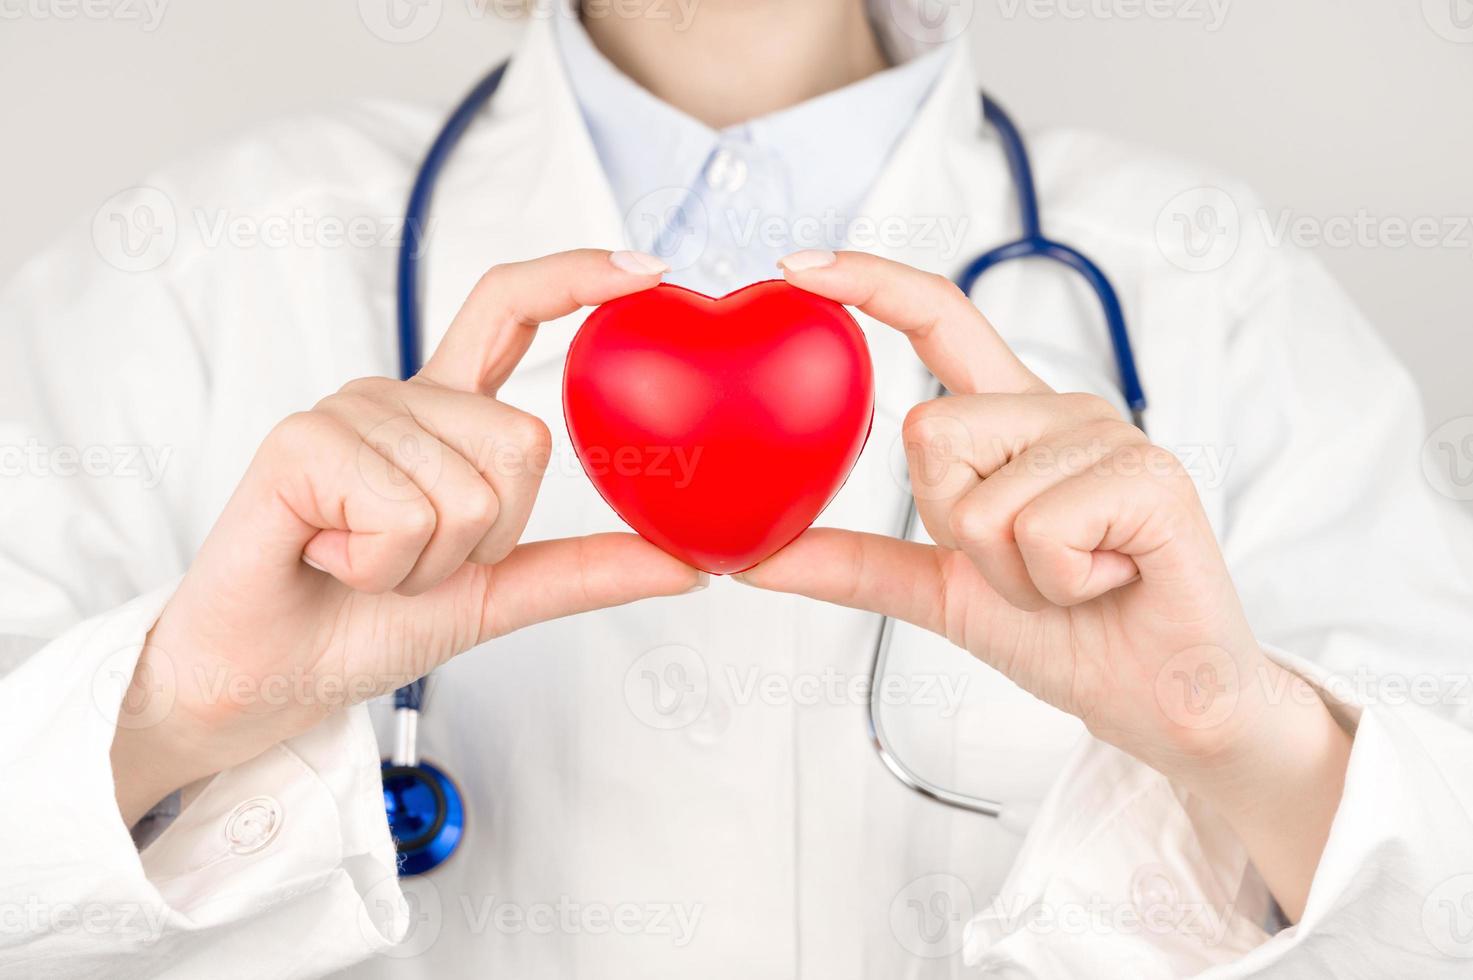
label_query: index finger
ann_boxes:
[777,250,1049,396]
[420,248,669,394]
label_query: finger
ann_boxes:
[395,379,553,565]
[902,392,1123,548]
[778,250,1048,395]
[420,248,668,395]
[242,412,436,594]
[953,420,1144,610]
[733,528,947,635]
[1012,444,1211,607]
[481,533,706,637]
[315,388,500,595]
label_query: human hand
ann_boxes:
[740,250,1349,919]
[112,249,703,825]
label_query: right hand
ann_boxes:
[112,249,702,824]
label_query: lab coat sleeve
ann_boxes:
[0,212,405,976]
[963,198,1473,977]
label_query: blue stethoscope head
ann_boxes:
[381,759,465,876]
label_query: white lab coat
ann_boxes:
[3,16,1472,980]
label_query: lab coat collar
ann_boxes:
[415,12,627,363]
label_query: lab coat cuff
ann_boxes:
[1214,647,1473,976]
[0,583,407,968]
[963,646,1473,977]
[139,705,407,954]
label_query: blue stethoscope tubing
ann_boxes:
[383,61,1148,873]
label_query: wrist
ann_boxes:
[1149,653,1353,922]
[109,627,270,827]
[1173,657,1351,815]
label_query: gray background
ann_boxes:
[1,0,1469,489]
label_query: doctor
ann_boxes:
[3,0,1472,976]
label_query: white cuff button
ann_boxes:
[225,795,283,855]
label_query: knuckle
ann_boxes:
[901,401,937,443]
[503,411,553,456]
[1076,418,1140,455]
[474,262,517,300]
[266,411,337,456]
[902,400,961,453]
[316,390,378,421]
[454,485,501,528]
[1060,391,1119,422]
[947,496,999,548]
[397,496,438,539]
[1142,444,1188,482]
[339,375,397,401]
[1011,506,1053,549]
[930,271,967,303]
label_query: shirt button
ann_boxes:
[224,796,282,854]
[702,251,736,284]
[704,149,748,193]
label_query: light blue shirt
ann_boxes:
[551,10,950,296]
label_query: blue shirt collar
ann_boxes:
[551,5,951,272]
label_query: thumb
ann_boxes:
[482,533,706,637]
[734,529,947,635]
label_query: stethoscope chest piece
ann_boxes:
[381,759,465,876]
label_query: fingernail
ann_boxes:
[610,250,670,276]
[302,555,327,573]
[777,249,837,273]
[685,571,711,594]
[729,571,751,586]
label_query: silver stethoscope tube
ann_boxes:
[867,369,1148,818]
[866,489,1006,818]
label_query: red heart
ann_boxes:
[562,281,875,575]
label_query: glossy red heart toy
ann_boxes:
[562,281,875,575]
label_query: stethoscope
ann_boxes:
[381,59,1146,875]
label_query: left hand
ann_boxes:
[740,252,1350,920]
